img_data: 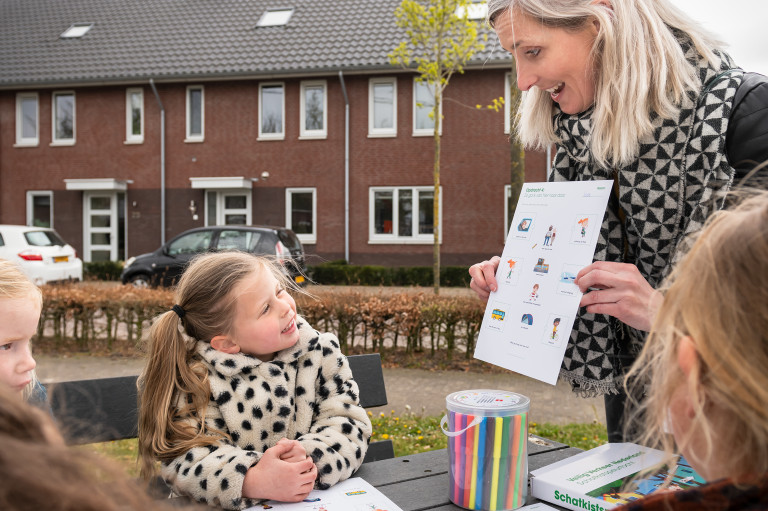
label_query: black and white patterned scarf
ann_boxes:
[550,39,743,396]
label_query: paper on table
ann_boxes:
[473,180,612,385]
[245,477,403,511]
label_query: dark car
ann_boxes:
[121,225,306,288]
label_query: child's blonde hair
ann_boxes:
[0,259,43,400]
[137,252,295,480]
[626,191,768,479]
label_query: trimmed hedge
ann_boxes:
[36,284,484,359]
[84,261,123,281]
[309,261,470,287]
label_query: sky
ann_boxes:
[672,0,768,76]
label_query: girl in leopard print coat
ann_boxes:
[138,252,372,510]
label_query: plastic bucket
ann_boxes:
[441,390,530,511]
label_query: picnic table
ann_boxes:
[353,435,582,510]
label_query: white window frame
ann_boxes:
[504,72,512,135]
[368,186,442,244]
[51,91,76,146]
[299,80,327,139]
[204,190,252,226]
[26,191,53,228]
[125,87,144,144]
[185,85,204,142]
[412,79,442,137]
[285,187,317,244]
[258,82,285,140]
[15,93,39,147]
[368,77,397,137]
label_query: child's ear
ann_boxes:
[211,335,241,355]
[677,336,699,379]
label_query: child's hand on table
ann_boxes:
[242,441,316,502]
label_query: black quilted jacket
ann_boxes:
[726,72,768,182]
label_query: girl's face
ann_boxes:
[0,297,41,395]
[495,8,599,114]
[226,268,300,362]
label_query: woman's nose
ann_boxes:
[515,61,536,92]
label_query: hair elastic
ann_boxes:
[171,304,186,319]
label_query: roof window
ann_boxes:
[60,23,94,38]
[456,2,488,20]
[257,8,293,27]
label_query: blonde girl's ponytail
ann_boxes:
[137,309,215,481]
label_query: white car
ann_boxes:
[0,225,83,285]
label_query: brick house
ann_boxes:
[0,0,547,267]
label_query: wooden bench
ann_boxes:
[44,352,395,463]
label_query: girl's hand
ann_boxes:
[242,442,317,502]
[276,438,309,463]
[469,256,501,301]
[575,261,663,332]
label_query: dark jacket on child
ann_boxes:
[161,316,372,510]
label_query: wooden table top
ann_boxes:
[353,435,582,511]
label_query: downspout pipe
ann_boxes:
[149,78,166,245]
[338,70,350,263]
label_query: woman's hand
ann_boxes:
[469,256,501,301]
[242,441,317,501]
[575,261,663,332]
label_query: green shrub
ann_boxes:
[84,261,124,281]
[308,262,470,287]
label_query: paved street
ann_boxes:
[36,354,605,426]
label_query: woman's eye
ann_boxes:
[526,48,540,57]
[262,304,270,315]
[0,343,11,352]
[276,287,285,296]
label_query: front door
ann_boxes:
[83,192,125,262]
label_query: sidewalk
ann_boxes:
[35,354,605,426]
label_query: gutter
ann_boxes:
[149,78,166,245]
[338,70,350,263]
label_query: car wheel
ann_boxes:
[129,273,152,288]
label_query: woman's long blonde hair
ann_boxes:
[487,0,723,168]
[625,191,768,479]
[137,252,295,480]
[0,259,43,400]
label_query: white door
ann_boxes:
[83,192,118,262]
[206,190,251,226]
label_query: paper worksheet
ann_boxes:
[474,180,612,385]
[246,477,403,511]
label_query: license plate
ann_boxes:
[53,256,69,263]
[294,275,305,284]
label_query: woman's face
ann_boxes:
[495,8,599,114]
[0,296,40,395]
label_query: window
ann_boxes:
[52,91,75,145]
[300,81,327,139]
[186,85,204,142]
[26,191,53,228]
[413,79,442,136]
[456,2,488,20]
[16,93,38,146]
[286,188,316,244]
[60,23,93,38]
[167,230,213,256]
[504,72,512,134]
[216,230,263,252]
[205,191,251,226]
[368,78,397,137]
[125,88,144,143]
[259,83,285,140]
[369,186,441,244]
[257,8,293,27]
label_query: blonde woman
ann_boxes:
[0,259,45,406]
[138,252,371,510]
[469,0,768,442]
[615,192,768,510]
